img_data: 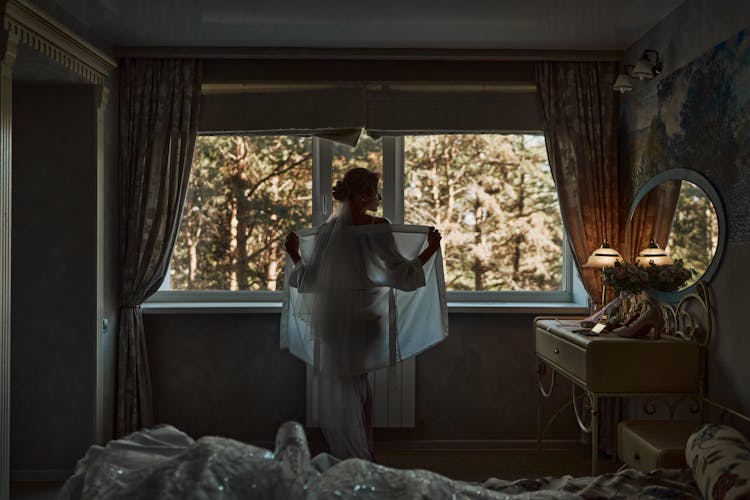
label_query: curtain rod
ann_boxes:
[201,82,538,94]
[114,46,623,62]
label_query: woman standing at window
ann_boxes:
[282,167,445,460]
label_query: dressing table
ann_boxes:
[535,168,725,474]
[535,317,702,473]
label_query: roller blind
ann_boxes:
[198,60,543,134]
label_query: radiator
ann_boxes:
[306,357,415,428]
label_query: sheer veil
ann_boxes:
[293,202,373,459]
[281,202,448,460]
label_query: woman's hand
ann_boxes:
[419,227,442,265]
[427,227,442,250]
[284,232,301,263]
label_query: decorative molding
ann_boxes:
[0,27,17,69]
[2,0,115,83]
[115,45,624,62]
[0,26,16,500]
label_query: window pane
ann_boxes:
[331,135,383,217]
[404,134,563,291]
[169,135,313,291]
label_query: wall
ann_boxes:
[10,84,98,473]
[144,311,580,447]
[621,0,750,416]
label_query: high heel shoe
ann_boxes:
[611,306,663,338]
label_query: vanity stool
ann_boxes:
[617,420,701,471]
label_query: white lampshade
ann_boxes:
[583,239,623,268]
[635,239,673,266]
[613,73,633,93]
[632,55,655,80]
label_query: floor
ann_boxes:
[10,447,621,498]
[9,483,61,500]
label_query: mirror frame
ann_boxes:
[626,168,726,302]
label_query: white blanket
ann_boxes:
[60,423,701,499]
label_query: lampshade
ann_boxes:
[583,239,623,268]
[635,239,673,266]
[612,73,633,93]
[631,50,662,80]
[631,59,654,80]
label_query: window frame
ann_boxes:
[148,134,584,310]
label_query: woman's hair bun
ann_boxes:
[332,180,351,201]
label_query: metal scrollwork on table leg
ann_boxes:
[572,383,594,433]
[537,360,556,398]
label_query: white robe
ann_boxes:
[280,223,448,374]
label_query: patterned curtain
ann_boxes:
[535,61,622,457]
[117,59,201,436]
[535,61,624,306]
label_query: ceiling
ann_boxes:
[28,0,684,53]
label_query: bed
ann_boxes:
[58,421,750,499]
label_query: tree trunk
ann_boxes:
[228,197,239,291]
[266,176,281,290]
[511,171,526,283]
[233,138,250,289]
[473,198,484,290]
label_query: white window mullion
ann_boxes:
[312,137,333,225]
[382,136,404,224]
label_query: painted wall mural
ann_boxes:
[623,27,750,242]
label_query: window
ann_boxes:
[403,134,564,292]
[167,135,313,291]
[156,132,576,304]
[331,135,383,218]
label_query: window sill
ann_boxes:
[141,301,588,315]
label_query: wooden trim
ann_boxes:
[116,46,623,62]
[0,27,16,500]
[2,0,115,83]
[94,84,109,444]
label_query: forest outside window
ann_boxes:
[154,133,576,304]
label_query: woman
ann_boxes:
[283,167,443,461]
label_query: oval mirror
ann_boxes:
[626,168,726,301]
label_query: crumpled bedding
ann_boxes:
[59,422,701,499]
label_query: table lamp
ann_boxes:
[635,238,673,266]
[583,238,623,308]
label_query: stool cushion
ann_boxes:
[618,420,700,472]
[686,424,750,500]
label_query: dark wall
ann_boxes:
[11,84,98,471]
[621,1,750,415]
[144,311,578,446]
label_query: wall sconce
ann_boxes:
[635,238,673,266]
[613,64,635,94]
[612,49,663,93]
[631,49,662,80]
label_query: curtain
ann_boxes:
[117,59,202,437]
[535,61,623,306]
[625,180,681,261]
[535,61,621,457]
